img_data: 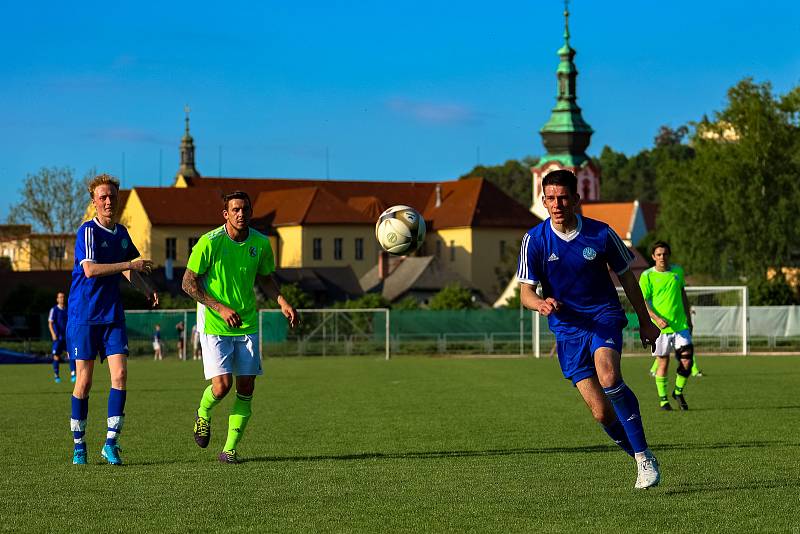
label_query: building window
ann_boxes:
[450,240,455,262]
[188,237,199,254]
[166,238,177,261]
[49,245,66,260]
[334,238,343,260]
[499,240,506,259]
[313,238,322,260]
[355,238,364,260]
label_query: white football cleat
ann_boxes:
[634,449,661,489]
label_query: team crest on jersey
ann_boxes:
[121,238,129,249]
[582,247,597,260]
[249,246,257,257]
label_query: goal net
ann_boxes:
[259,308,390,359]
[614,286,748,356]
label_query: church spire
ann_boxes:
[176,105,200,184]
[539,0,594,167]
[529,2,602,219]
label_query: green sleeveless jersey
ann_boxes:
[638,264,688,333]
[186,225,275,336]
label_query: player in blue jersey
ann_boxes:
[67,174,158,466]
[517,169,663,489]
[48,291,74,383]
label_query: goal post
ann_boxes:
[258,308,391,360]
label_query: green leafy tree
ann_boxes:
[657,79,800,284]
[260,282,315,309]
[459,157,539,205]
[428,283,476,310]
[392,296,420,310]
[333,292,389,309]
[594,131,694,203]
[750,274,800,306]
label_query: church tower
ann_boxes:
[175,105,201,186]
[530,2,600,220]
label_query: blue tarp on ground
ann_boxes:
[0,348,48,364]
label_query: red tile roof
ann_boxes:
[186,176,540,230]
[132,187,226,225]
[581,202,636,239]
[251,187,373,226]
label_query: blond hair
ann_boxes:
[88,174,120,198]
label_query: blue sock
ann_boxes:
[70,396,88,452]
[106,388,126,447]
[603,382,648,453]
[52,359,60,377]
[601,418,634,457]
[69,358,76,375]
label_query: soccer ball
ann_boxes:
[375,205,426,255]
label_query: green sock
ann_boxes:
[197,385,222,420]
[650,358,659,374]
[655,376,669,405]
[674,374,688,395]
[691,356,701,375]
[223,393,253,452]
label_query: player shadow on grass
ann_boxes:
[241,439,799,464]
[664,479,800,495]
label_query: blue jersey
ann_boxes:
[516,215,633,338]
[68,218,140,325]
[48,305,68,337]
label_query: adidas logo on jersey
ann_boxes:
[101,241,109,248]
[605,338,614,344]
[547,253,559,262]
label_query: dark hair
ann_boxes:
[541,169,578,195]
[651,240,671,255]
[222,191,252,210]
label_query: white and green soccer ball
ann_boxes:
[375,205,426,255]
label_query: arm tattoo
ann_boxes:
[182,269,222,312]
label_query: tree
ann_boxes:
[594,133,694,203]
[657,79,800,286]
[6,167,92,270]
[260,283,314,309]
[428,283,476,310]
[459,157,539,205]
[333,292,390,309]
[750,274,800,306]
[392,296,420,310]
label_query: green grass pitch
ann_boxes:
[0,355,798,533]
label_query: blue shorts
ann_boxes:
[555,327,624,385]
[52,338,67,356]
[67,322,129,361]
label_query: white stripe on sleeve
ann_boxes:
[608,230,633,274]
[516,233,538,284]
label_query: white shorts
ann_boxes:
[199,333,262,380]
[654,329,692,357]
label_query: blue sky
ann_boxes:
[2,0,798,220]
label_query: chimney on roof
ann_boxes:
[378,251,390,280]
[435,184,442,208]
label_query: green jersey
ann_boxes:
[187,225,275,336]
[639,264,688,334]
